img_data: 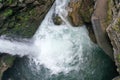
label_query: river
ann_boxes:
[0,0,118,80]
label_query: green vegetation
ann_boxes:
[0,55,15,67]
[117,54,120,62]
[106,0,112,25]
[117,18,120,26]
[7,0,13,4]
[113,18,120,32]
[3,9,13,17]
[113,25,120,32]
[3,55,15,65]
[0,54,15,78]
[0,0,2,3]
[0,7,38,38]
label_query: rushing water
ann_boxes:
[0,0,118,80]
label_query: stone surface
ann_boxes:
[68,0,96,43]
[0,0,54,79]
[0,54,15,78]
[52,14,62,25]
[113,76,120,80]
[68,0,94,26]
[106,0,120,79]
[91,0,114,59]
[107,12,120,74]
[0,0,54,38]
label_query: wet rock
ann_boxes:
[53,14,62,25]
[33,1,40,6]
[9,2,17,7]
[113,76,120,80]
[68,0,94,26]
[25,0,34,4]
[0,54,15,79]
[106,1,120,79]
[19,0,24,3]
[107,12,120,74]
[18,3,26,7]
[0,0,55,38]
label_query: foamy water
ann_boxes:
[0,0,93,74]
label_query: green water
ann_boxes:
[2,46,118,80]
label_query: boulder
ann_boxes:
[68,0,94,26]
[107,12,120,74]
[0,0,54,38]
[52,14,62,25]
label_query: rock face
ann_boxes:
[106,0,120,79]
[107,13,120,80]
[68,0,96,43]
[91,0,115,59]
[107,6,120,80]
[52,14,62,25]
[0,0,54,38]
[68,0,94,26]
[0,54,15,78]
[0,0,54,79]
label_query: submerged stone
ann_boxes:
[53,14,62,25]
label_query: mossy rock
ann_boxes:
[0,54,15,79]
[0,0,55,38]
[68,0,94,26]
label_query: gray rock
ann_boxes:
[0,3,3,9]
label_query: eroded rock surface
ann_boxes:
[0,0,54,38]
[107,12,120,80]
[68,0,94,26]
[0,0,54,79]
[106,0,120,79]
[0,54,15,78]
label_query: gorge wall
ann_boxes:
[0,0,119,79]
[0,0,54,78]
[91,0,114,59]
[107,0,120,80]
[91,0,120,79]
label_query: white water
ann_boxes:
[0,0,93,74]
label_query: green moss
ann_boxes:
[0,6,40,38]
[113,25,120,32]
[3,9,13,17]
[112,18,120,32]
[0,55,15,79]
[117,18,120,26]
[106,0,112,25]
[17,13,30,21]
[117,54,120,62]
[3,56,15,65]
[6,0,13,4]
[0,0,2,3]
[29,9,36,15]
[0,55,15,67]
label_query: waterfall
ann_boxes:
[0,0,94,74]
[1,1,118,80]
[32,0,94,74]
